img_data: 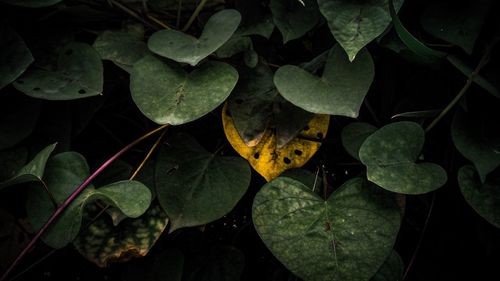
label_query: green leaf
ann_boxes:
[371,250,404,281]
[130,55,238,125]
[420,0,490,54]
[93,30,149,73]
[13,42,103,100]
[236,14,275,39]
[0,143,56,190]
[0,94,41,150]
[341,122,378,160]
[458,165,500,228]
[0,0,62,7]
[270,0,319,43]
[148,9,241,66]
[318,0,404,61]
[452,109,500,183]
[0,26,34,89]
[253,177,401,281]
[26,152,151,248]
[155,133,251,232]
[274,44,374,117]
[359,121,447,194]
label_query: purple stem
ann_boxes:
[0,124,168,281]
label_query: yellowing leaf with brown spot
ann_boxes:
[222,103,329,181]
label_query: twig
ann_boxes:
[182,0,208,32]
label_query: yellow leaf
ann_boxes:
[222,103,329,181]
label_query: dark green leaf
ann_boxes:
[359,121,447,194]
[130,55,238,125]
[270,0,319,43]
[155,133,251,232]
[341,122,378,160]
[148,9,241,66]
[0,26,33,89]
[458,165,500,228]
[253,177,401,281]
[274,45,374,117]
[13,42,103,100]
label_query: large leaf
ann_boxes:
[0,26,33,89]
[253,177,401,281]
[0,0,62,7]
[74,202,169,267]
[341,122,378,160]
[270,0,320,43]
[452,109,500,183]
[26,152,151,248]
[420,0,490,54]
[223,103,329,181]
[274,44,374,117]
[130,55,238,125]
[0,143,56,190]
[93,30,149,72]
[458,165,500,228]
[318,0,404,61]
[148,9,241,66]
[13,42,103,100]
[371,250,404,281]
[155,133,251,232]
[359,121,447,194]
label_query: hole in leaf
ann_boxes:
[78,89,86,94]
[33,87,41,91]
[283,157,291,164]
[303,125,310,131]
[65,49,73,55]
[253,153,260,159]
[294,149,302,156]
[316,132,324,139]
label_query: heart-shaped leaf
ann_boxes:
[359,121,447,194]
[93,30,149,72]
[26,152,151,248]
[130,55,238,125]
[270,0,320,43]
[421,0,490,54]
[371,250,404,281]
[0,143,56,190]
[341,122,378,160]
[148,9,241,66]
[0,26,33,89]
[223,103,329,181]
[13,42,103,100]
[318,0,404,61]
[274,44,374,117]
[452,109,500,183]
[0,0,62,7]
[253,177,401,281]
[155,133,251,232]
[458,165,500,228]
[73,202,169,267]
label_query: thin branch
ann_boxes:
[182,0,208,32]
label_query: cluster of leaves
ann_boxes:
[1,0,500,281]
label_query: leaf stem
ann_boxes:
[0,124,170,281]
[182,0,209,32]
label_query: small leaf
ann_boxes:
[223,103,329,181]
[0,143,56,190]
[421,0,491,54]
[93,30,149,72]
[0,0,62,7]
[318,0,404,61]
[130,55,238,125]
[359,121,447,194]
[253,177,401,281]
[458,165,500,228]
[148,9,241,66]
[155,133,251,232]
[270,0,320,43]
[371,250,404,281]
[452,109,500,183]
[0,26,34,89]
[74,202,169,267]
[14,42,104,100]
[274,45,374,117]
[341,122,378,160]
[26,152,151,248]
